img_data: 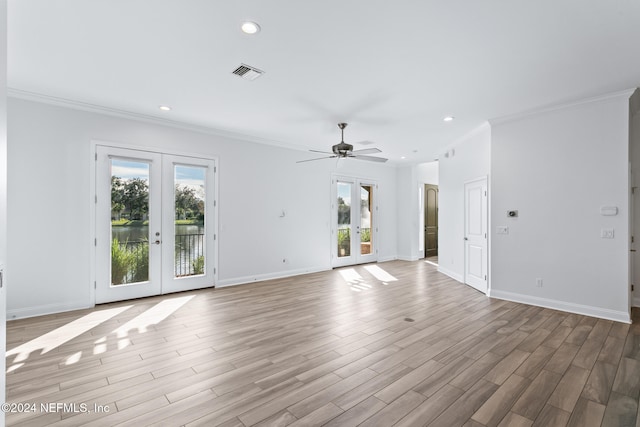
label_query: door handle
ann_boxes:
[154,240,161,245]
[464,237,468,241]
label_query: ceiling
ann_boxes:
[7,1,640,164]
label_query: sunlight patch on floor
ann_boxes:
[5,295,196,374]
[364,265,398,282]
[338,268,373,292]
[65,351,83,366]
[5,305,132,366]
[6,363,23,373]
[93,336,106,355]
[424,259,439,267]
[338,268,363,284]
[351,283,372,291]
[111,295,194,338]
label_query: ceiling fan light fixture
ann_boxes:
[297,122,388,163]
[241,21,261,34]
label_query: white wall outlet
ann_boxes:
[601,228,615,239]
[496,226,509,235]
[536,278,543,287]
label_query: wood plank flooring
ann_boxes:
[4,260,639,426]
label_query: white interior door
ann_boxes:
[464,177,488,293]
[96,146,216,304]
[332,176,378,267]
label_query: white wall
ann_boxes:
[395,165,420,261]
[437,123,491,282]
[417,161,439,185]
[490,92,632,322]
[630,89,640,307]
[7,97,398,318]
[0,0,7,418]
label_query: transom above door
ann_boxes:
[95,146,217,304]
[332,175,378,268]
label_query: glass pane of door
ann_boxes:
[174,165,206,277]
[337,181,352,258]
[360,185,372,255]
[110,159,150,285]
[161,154,216,295]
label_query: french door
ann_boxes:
[332,176,378,267]
[95,146,216,304]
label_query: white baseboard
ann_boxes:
[378,255,398,263]
[7,300,93,321]
[489,289,631,324]
[397,255,420,261]
[438,266,463,283]
[217,265,331,288]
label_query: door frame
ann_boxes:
[331,174,379,267]
[464,176,488,294]
[424,184,439,258]
[90,140,219,305]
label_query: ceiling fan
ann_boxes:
[297,123,388,163]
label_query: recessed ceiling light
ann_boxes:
[443,116,455,122]
[159,105,171,111]
[401,156,406,159]
[241,21,261,34]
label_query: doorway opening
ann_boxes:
[424,184,439,264]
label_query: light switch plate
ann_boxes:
[601,229,615,239]
[496,226,509,235]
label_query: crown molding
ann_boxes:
[489,88,637,126]
[7,87,311,153]
[8,88,400,168]
[439,121,491,155]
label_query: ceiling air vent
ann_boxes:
[232,64,265,81]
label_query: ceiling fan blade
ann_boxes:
[296,156,336,163]
[351,148,382,155]
[309,149,334,155]
[352,140,376,146]
[350,154,388,163]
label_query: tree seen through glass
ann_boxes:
[109,160,208,286]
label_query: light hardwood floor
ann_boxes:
[4,260,639,426]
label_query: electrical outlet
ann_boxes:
[536,278,543,287]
